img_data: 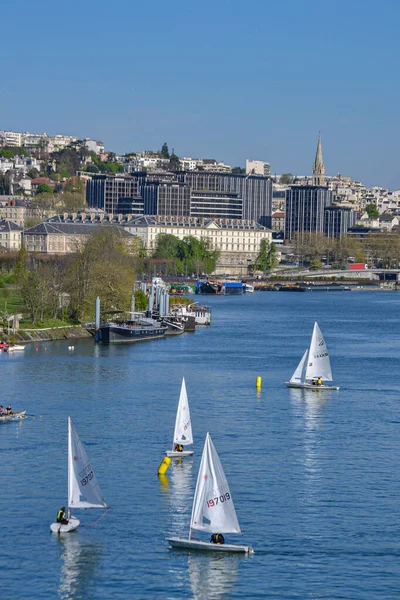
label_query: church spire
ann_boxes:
[312,134,325,186]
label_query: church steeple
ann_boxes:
[312,134,325,186]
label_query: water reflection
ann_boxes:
[288,388,335,514]
[288,387,332,431]
[56,535,103,599]
[169,459,194,533]
[188,553,240,600]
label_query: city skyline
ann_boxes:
[2,0,399,189]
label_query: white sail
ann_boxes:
[68,417,108,510]
[172,378,193,447]
[304,322,333,382]
[190,433,241,535]
[289,349,308,384]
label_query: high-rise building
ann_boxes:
[285,186,333,240]
[312,135,325,186]
[324,206,357,239]
[86,174,144,214]
[177,171,272,227]
[86,171,272,224]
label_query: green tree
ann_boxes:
[169,153,181,171]
[64,227,135,319]
[154,234,181,260]
[134,289,148,311]
[365,203,380,218]
[231,167,246,174]
[253,239,278,271]
[14,244,29,284]
[0,174,12,195]
[279,173,294,184]
[35,183,53,195]
[161,143,170,159]
[86,164,99,173]
[27,167,40,179]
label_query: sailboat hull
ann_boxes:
[50,517,80,534]
[285,382,340,390]
[166,450,194,458]
[167,537,253,554]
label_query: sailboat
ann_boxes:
[166,378,194,458]
[50,417,108,534]
[285,322,340,390]
[167,432,253,553]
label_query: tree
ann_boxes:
[0,173,12,195]
[365,203,380,219]
[64,227,135,319]
[169,153,181,171]
[31,192,57,217]
[231,167,246,174]
[134,289,148,311]
[27,168,40,179]
[161,143,170,159]
[35,183,53,195]
[14,245,29,284]
[279,173,294,184]
[253,239,278,271]
[86,164,99,173]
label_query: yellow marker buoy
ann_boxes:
[158,456,171,475]
[256,376,262,388]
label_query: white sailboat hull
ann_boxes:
[50,517,80,534]
[167,537,253,554]
[285,381,340,390]
[166,450,194,458]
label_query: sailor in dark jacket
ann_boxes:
[56,507,69,525]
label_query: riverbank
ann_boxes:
[1,326,92,344]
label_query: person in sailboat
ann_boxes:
[317,377,322,386]
[0,405,6,415]
[56,507,69,525]
[175,444,183,452]
[6,404,13,415]
[210,533,225,545]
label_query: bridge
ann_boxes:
[276,268,400,281]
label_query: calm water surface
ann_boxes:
[1,291,400,599]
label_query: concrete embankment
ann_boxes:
[5,326,92,344]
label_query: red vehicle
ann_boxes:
[0,342,9,349]
[348,263,368,270]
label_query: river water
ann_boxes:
[1,291,400,599]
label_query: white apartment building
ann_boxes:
[0,131,23,146]
[246,160,271,177]
[84,138,105,154]
[179,157,232,173]
[123,215,272,276]
[0,219,23,250]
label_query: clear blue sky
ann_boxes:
[2,0,400,188]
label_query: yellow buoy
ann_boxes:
[256,376,262,388]
[158,456,171,475]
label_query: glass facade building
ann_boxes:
[285,185,333,241]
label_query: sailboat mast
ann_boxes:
[67,417,71,519]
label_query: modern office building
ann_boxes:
[190,191,242,219]
[324,206,357,239]
[86,174,144,214]
[176,171,272,226]
[86,171,272,224]
[285,186,333,240]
